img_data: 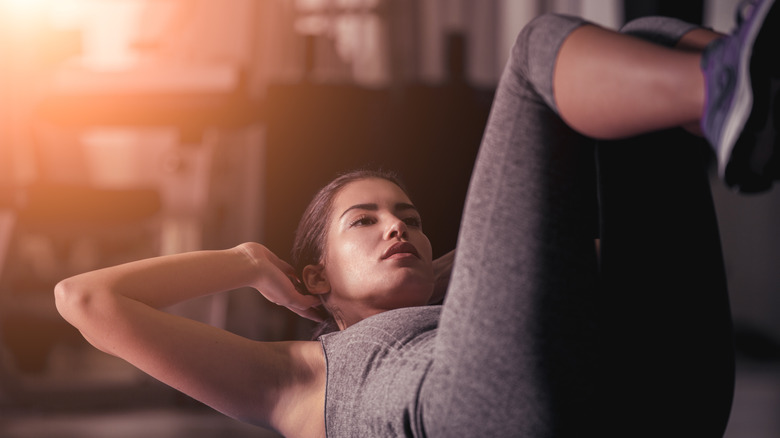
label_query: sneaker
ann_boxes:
[700,0,779,193]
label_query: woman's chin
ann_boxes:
[386,281,434,309]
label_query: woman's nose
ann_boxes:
[385,219,408,240]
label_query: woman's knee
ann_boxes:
[510,13,586,68]
[508,13,586,111]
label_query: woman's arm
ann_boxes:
[54,243,325,433]
[55,242,322,318]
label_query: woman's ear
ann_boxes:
[302,264,330,295]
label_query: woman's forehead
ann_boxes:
[334,178,412,207]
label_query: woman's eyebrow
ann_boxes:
[339,202,418,219]
[340,203,378,219]
[395,203,418,214]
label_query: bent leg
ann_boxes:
[597,17,734,437]
[422,14,601,437]
[422,14,734,438]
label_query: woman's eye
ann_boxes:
[404,217,422,227]
[350,216,375,227]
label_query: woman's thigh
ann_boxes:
[421,14,601,437]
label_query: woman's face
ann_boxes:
[318,178,434,326]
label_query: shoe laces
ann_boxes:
[735,0,760,26]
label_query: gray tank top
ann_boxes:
[319,305,441,437]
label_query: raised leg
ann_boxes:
[423,14,600,437]
[422,13,734,438]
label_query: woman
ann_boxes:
[56,2,779,437]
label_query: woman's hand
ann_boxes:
[237,242,325,322]
[429,249,455,305]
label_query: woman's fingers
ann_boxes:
[239,242,323,320]
[268,284,324,322]
[260,258,323,321]
[265,250,297,277]
[288,300,327,323]
[283,292,322,310]
[241,242,327,322]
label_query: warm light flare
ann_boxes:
[1,0,78,41]
[0,0,50,21]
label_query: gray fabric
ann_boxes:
[520,14,585,114]
[619,15,701,46]
[421,13,600,437]
[320,306,440,437]
[319,13,733,438]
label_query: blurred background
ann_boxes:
[0,0,778,437]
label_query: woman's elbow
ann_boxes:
[54,277,97,325]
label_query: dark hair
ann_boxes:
[291,169,408,338]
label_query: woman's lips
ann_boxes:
[382,241,420,259]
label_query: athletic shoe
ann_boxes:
[700,0,779,193]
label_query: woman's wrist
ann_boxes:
[234,242,269,283]
[235,242,264,266]
[233,242,290,291]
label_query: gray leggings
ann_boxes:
[422,14,733,437]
